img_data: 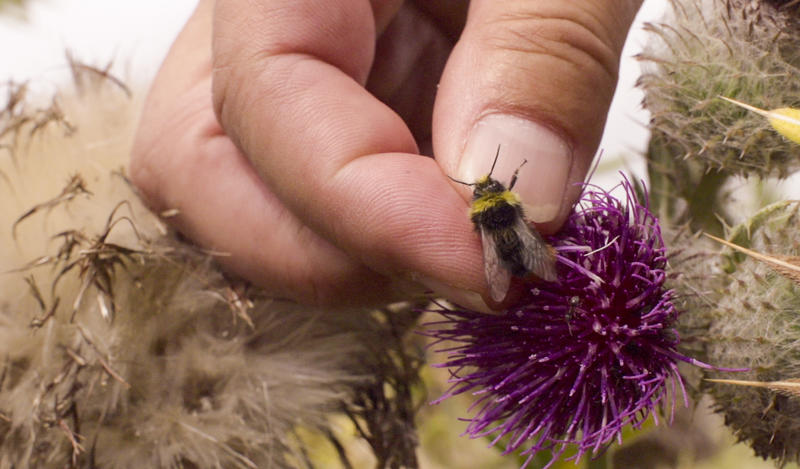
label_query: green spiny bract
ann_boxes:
[676,201,800,464]
[639,0,800,228]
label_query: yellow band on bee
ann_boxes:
[470,191,520,217]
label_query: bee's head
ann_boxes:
[447,145,509,197]
[473,175,505,198]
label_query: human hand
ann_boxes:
[131,0,642,310]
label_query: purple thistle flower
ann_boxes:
[426,177,714,468]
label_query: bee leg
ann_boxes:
[508,159,528,190]
[566,296,579,336]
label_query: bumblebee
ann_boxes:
[450,146,558,301]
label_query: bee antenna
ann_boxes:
[488,144,502,177]
[447,174,473,186]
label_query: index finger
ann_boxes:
[211,0,488,306]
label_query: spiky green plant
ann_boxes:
[674,202,800,463]
[639,0,800,465]
[639,0,800,232]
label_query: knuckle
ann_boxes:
[129,132,164,211]
[285,269,357,308]
[210,67,234,129]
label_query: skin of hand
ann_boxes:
[130,0,642,311]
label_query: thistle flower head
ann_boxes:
[640,0,800,180]
[676,201,800,464]
[427,177,708,467]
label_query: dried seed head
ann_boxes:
[0,69,424,469]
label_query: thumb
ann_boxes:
[433,0,642,233]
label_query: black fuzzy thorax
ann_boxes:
[470,195,528,276]
[470,201,520,231]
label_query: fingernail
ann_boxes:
[417,275,500,315]
[458,114,573,223]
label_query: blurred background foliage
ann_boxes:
[0,0,29,16]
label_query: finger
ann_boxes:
[134,93,401,306]
[212,0,489,305]
[131,0,404,306]
[433,0,642,233]
[372,0,405,35]
[367,3,454,151]
[412,0,468,41]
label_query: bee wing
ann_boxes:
[514,217,558,282]
[480,225,512,302]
